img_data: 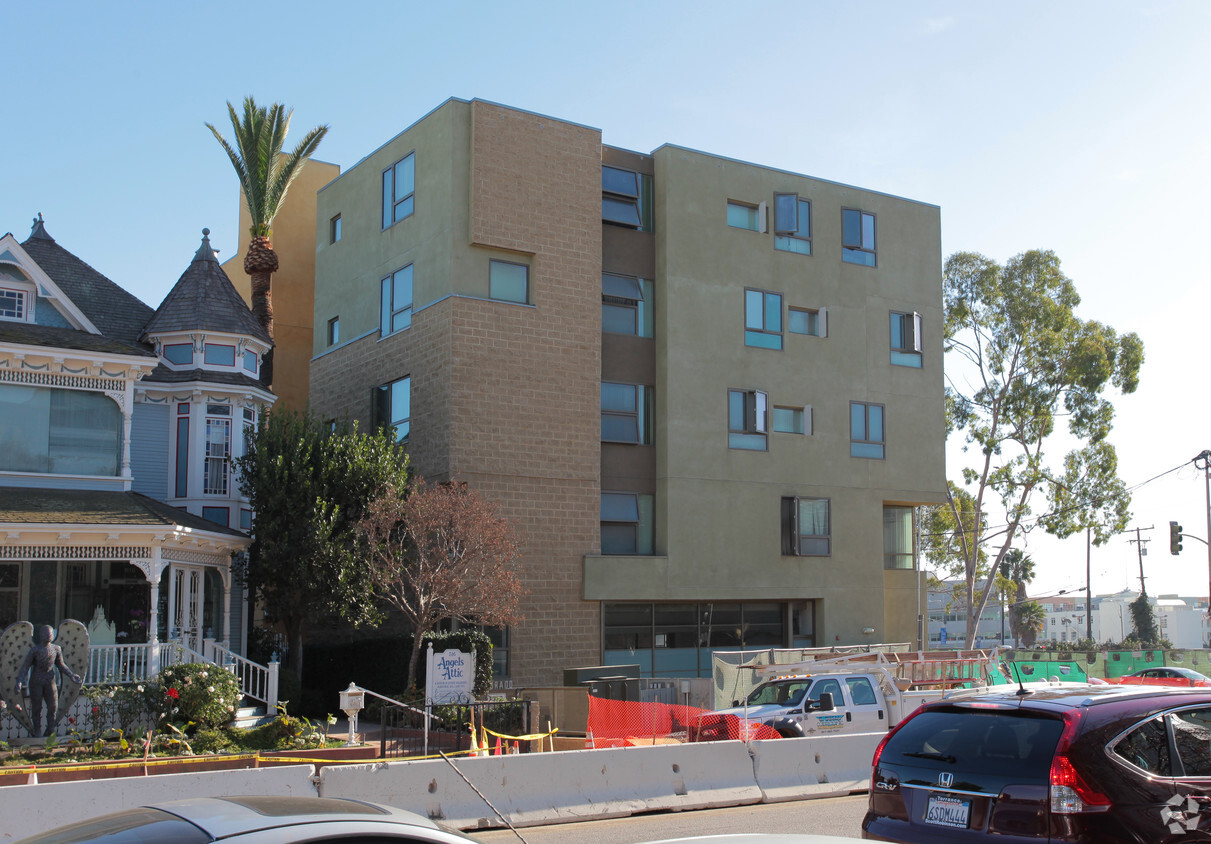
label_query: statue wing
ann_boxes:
[56,619,90,703]
[0,621,35,736]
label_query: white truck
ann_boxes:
[692,652,1005,740]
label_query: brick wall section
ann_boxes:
[311,103,603,686]
[461,102,603,684]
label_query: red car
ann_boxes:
[1120,666,1211,687]
[864,683,1211,842]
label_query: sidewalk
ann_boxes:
[326,716,383,745]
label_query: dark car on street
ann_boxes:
[863,683,1211,842]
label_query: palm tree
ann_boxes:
[1000,549,1036,647]
[206,97,327,386]
[1018,601,1047,648]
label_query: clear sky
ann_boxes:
[4,0,1209,601]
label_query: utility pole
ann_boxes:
[1086,526,1092,642]
[1127,526,1153,595]
[1196,450,1211,620]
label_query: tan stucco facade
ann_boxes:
[222,158,340,411]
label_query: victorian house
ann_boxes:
[0,217,272,669]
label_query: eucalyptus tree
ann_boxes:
[942,250,1143,649]
[207,97,327,385]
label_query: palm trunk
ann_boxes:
[244,236,278,388]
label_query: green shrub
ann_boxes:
[150,663,242,730]
[191,729,231,754]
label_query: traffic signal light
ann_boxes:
[1170,521,1184,555]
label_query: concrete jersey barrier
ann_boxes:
[750,732,882,802]
[0,764,318,842]
[319,740,763,829]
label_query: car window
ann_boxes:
[846,676,878,706]
[1172,708,1211,777]
[1113,716,1171,776]
[813,678,843,704]
[15,809,211,844]
[882,710,1064,776]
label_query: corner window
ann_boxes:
[728,389,767,450]
[382,152,415,229]
[601,382,653,444]
[884,506,914,570]
[327,317,340,347]
[202,506,229,527]
[372,376,410,442]
[330,214,342,244]
[242,349,257,374]
[781,497,830,556]
[380,265,413,336]
[788,307,826,337]
[727,200,764,232]
[774,193,811,255]
[601,492,655,555]
[890,311,923,367]
[842,209,876,266]
[203,406,232,495]
[163,343,193,365]
[489,259,529,304]
[773,406,810,435]
[602,166,651,230]
[744,289,783,350]
[850,401,885,459]
[203,344,236,367]
[602,274,653,337]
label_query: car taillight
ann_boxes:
[1049,709,1112,814]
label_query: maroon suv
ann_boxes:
[863,683,1211,842]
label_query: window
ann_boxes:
[774,193,811,255]
[788,307,826,337]
[203,405,232,495]
[1171,709,1211,777]
[890,311,923,367]
[201,506,229,527]
[773,406,810,435]
[600,492,655,555]
[727,200,763,232]
[242,349,257,373]
[372,376,410,442]
[602,274,653,337]
[203,344,235,366]
[326,317,340,347]
[0,562,19,630]
[380,265,413,336]
[382,152,415,229]
[0,385,121,476]
[163,343,192,365]
[601,382,653,444]
[330,214,342,244]
[842,209,876,266]
[744,289,783,350]
[851,402,885,459]
[175,403,189,497]
[602,166,651,230]
[240,508,252,531]
[781,497,830,556]
[884,506,914,570]
[728,389,767,450]
[0,288,28,321]
[489,260,529,304]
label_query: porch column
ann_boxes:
[220,568,233,651]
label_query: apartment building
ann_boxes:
[306,99,946,686]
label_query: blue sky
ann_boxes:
[5,1,1210,600]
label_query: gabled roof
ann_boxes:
[19,217,155,346]
[141,229,270,345]
[0,487,248,538]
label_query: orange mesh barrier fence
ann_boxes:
[586,695,781,747]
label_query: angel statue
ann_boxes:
[0,621,88,738]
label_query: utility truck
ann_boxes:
[691,650,1006,740]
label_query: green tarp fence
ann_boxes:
[1004,649,1211,679]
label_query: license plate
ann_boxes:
[924,794,971,829]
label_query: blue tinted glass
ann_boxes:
[243,350,257,373]
[765,293,782,332]
[602,414,639,442]
[842,209,861,247]
[774,194,798,231]
[395,154,414,201]
[788,310,816,335]
[745,290,764,329]
[382,169,393,228]
[843,248,876,267]
[390,378,410,427]
[202,507,228,527]
[603,274,643,299]
[603,197,642,226]
[602,303,636,334]
[798,199,811,237]
[891,350,923,368]
[602,166,639,197]
[775,235,811,255]
[393,266,413,310]
[601,382,637,412]
[728,391,745,430]
[395,195,414,222]
[601,492,640,521]
[164,344,192,365]
[728,203,758,230]
[729,432,766,450]
[890,314,904,348]
[862,213,875,249]
[851,403,866,438]
[745,330,782,349]
[869,405,884,441]
[204,344,235,366]
[490,261,528,303]
[851,442,885,459]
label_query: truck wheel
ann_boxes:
[769,718,805,738]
